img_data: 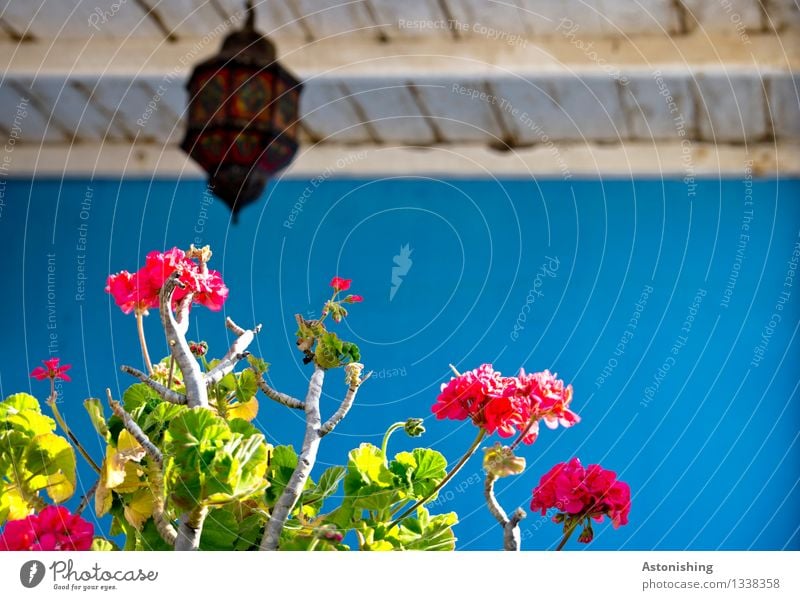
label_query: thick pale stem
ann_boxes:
[484,474,509,525]
[319,375,367,437]
[204,318,261,386]
[484,474,525,551]
[121,365,187,405]
[260,367,325,551]
[390,428,486,527]
[148,462,177,547]
[107,389,163,466]
[175,505,208,551]
[160,274,207,408]
[504,509,526,551]
[253,369,304,410]
[136,311,154,375]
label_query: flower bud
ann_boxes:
[315,524,344,544]
[483,443,526,478]
[578,524,594,544]
[403,418,425,437]
[188,340,208,357]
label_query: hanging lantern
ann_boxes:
[181,0,303,221]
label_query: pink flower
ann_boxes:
[0,506,93,551]
[431,365,578,445]
[330,277,352,292]
[514,369,579,443]
[530,458,631,544]
[30,358,71,382]
[344,294,363,303]
[106,247,228,314]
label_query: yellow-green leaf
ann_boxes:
[83,398,110,440]
[349,443,393,488]
[95,480,112,517]
[123,488,154,531]
[0,485,31,523]
[102,439,143,493]
[91,538,117,551]
[25,433,76,502]
[228,397,259,422]
[44,472,75,503]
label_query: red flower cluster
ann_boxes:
[106,247,228,314]
[30,358,71,382]
[0,506,93,551]
[431,364,578,444]
[330,276,352,292]
[530,458,631,535]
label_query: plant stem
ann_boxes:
[509,414,537,450]
[555,519,580,551]
[136,311,154,376]
[75,480,99,516]
[47,393,101,474]
[260,367,325,550]
[175,505,208,551]
[167,356,175,390]
[389,428,486,527]
[380,422,404,462]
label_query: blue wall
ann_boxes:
[1,176,798,550]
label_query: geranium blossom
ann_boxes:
[330,276,352,292]
[0,505,93,551]
[431,364,578,444]
[530,458,631,540]
[106,247,228,314]
[30,358,71,382]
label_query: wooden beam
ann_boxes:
[0,32,796,78]
[3,142,797,177]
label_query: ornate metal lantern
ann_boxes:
[181,1,303,220]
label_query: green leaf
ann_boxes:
[0,394,55,438]
[315,331,350,368]
[391,508,458,551]
[266,445,298,504]
[235,513,265,551]
[199,508,239,550]
[343,444,398,513]
[142,403,187,441]
[302,466,346,506]
[235,369,258,404]
[346,444,393,489]
[122,383,160,413]
[246,356,269,375]
[340,342,361,363]
[136,518,174,551]
[409,448,447,499]
[83,398,110,440]
[166,409,268,511]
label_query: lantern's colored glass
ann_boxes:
[181,12,302,219]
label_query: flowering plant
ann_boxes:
[0,244,630,551]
